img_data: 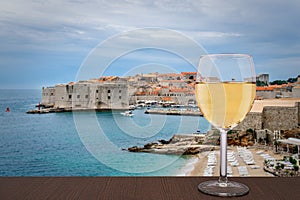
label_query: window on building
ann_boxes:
[108,96,111,100]
[108,90,111,93]
[77,95,80,99]
[119,96,122,99]
[119,90,122,93]
[85,95,88,99]
[61,97,64,99]
[69,95,72,99]
[96,90,98,93]
[50,93,54,96]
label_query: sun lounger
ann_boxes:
[250,165,260,169]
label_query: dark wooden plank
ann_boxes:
[0,177,299,200]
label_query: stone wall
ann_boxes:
[234,102,300,131]
[55,84,72,108]
[262,106,298,131]
[296,101,300,126]
[234,112,262,131]
[41,87,55,106]
[293,87,300,98]
[256,90,275,99]
[95,82,129,109]
[72,82,92,109]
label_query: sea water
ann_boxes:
[0,89,210,176]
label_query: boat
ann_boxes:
[129,105,136,110]
[120,111,134,117]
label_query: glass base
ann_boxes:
[198,180,249,197]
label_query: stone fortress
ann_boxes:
[42,79,129,110]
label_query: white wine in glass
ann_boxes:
[196,54,256,197]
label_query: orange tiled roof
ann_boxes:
[161,97,172,101]
[154,87,161,92]
[181,72,197,75]
[269,85,283,89]
[188,82,195,87]
[169,88,189,93]
[135,92,146,95]
[256,86,274,91]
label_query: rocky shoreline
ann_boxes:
[127,134,216,155]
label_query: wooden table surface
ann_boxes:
[0,177,299,200]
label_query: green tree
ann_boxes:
[256,80,268,86]
[285,170,289,176]
[270,80,287,85]
[289,157,297,165]
[264,160,268,165]
[294,165,299,172]
[246,128,254,134]
[287,77,297,83]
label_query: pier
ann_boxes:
[145,109,202,116]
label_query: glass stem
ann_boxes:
[219,128,228,184]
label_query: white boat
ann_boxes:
[120,111,134,117]
[129,105,136,110]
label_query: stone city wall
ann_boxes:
[234,102,299,131]
[262,106,298,131]
[234,112,262,131]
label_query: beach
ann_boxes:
[186,146,282,177]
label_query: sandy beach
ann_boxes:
[187,146,282,177]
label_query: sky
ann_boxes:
[0,0,300,89]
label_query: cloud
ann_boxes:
[0,0,300,88]
[257,56,300,80]
[76,28,207,81]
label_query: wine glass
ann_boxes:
[195,54,256,197]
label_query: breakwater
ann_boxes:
[145,109,203,116]
[26,107,128,114]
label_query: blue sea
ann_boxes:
[0,89,210,176]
